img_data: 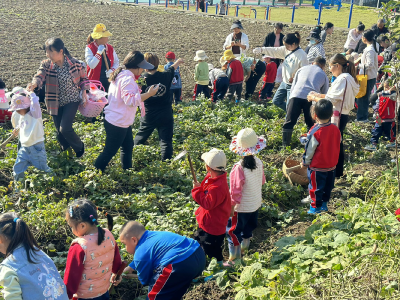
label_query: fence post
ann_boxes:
[291,5,295,23]
[317,2,322,25]
[182,1,185,9]
[206,1,208,12]
[252,8,257,18]
[266,5,269,20]
[258,0,261,4]
[348,0,354,28]
[187,0,189,10]
[243,0,246,4]
[272,0,275,6]
[165,0,168,7]
[216,3,218,14]
[196,1,198,11]
[236,5,239,17]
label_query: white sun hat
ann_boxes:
[229,128,267,156]
[201,148,226,171]
[194,50,208,61]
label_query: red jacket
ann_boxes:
[192,173,231,236]
[227,59,244,85]
[302,122,341,171]
[263,61,277,83]
[87,42,115,81]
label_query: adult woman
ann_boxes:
[321,22,334,44]
[262,23,284,48]
[223,21,249,58]
[27,38,88,158]
[85,24,119,92]
[253,32,308,111]
[344,22,365,54]
[355,29,378,122]
[306,26,326,64]
[307,54,359,178]
[94,51,159,171]
[134,53,184,161]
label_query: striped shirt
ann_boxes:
[307,43,326,64]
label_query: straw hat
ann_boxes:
[8,87,31,112]
[194,50,208,61]
[229,128,267,156]
[91,24,113,40]
[222,50,236,61]
[201,148,226,171]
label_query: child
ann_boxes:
[208,57,229,103]
[364,81,397,151]
[223,50,244,103]
[119,221,206,300]
[64,199,122,300]
[9,88,52,183]
[192,148,231,264]
[94,51,159,171]
[226,128,267,265]
[301,100,341,214]
[164,51,182,104]
[133,53,184,161]
[259,55,277,101]
[193,50,210,100]
[0,79,13,123]
[0,213,68,300]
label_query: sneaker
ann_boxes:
[364,144,377,151]
[321,202,328,212]
[222,260,235,268]
[386,142,397,148]
[307,205,322,214]
[301,195,312,204]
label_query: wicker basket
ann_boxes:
[282,157,309,186]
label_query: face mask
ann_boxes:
[310,39,316,45]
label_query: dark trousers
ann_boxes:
[194,228,225,262]
[134,111,174,161]
[100,78,110,93]
[193,84,210,100]
[308,168,335,209]
[211,77,229,102]
[336,114,349,178]
[147,247,206,300]
[356,78,376,121]
[371,121,396,144]
[245,61,266,100]
[169,89,182,104]
[283,97,314,132]
[52,101,83,153]
[79,291,109,300]
[226,210,259,246]
[199,1,205,11]
[94,120,134,171]
[259,82,274,99]
[226,83,243,102]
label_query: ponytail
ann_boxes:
[363,29,378,53]
[241,155,257,171]
[67,199,113,246]
[284,31,301,46]
[87,34,94,45]
[44,37,72,58]
[330,53,357,82]
[110,51,145,82]
[0,213,40,263]
[109,66,124,82]
[357,21,365,32]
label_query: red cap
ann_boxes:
[396,208,400,222]
[165,51,176,60]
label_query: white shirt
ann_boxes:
[223,32,249,57]
[11,93,45,147]
[85,44,120,71]
[344,28,362,50]
[325,73,360,115]
[359,44,378,80]
[260,46,308,84]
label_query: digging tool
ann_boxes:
[173,150,197,183]
[103,51,110,71]
[0,128,19,150]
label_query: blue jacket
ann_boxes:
[1,246,68,300]
[164,62,182,89]
[129,231,199,285]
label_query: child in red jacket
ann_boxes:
[223,50,244,103]
[259,55,277,101]
[300,99,341,214]
[192,148,231,264]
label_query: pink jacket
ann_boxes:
[104,69,145,128]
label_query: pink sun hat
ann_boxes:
[8,87,31,112]
[230,128,267,156]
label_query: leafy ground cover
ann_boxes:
[1,0,400,299]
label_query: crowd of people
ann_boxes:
[0,14,398,299]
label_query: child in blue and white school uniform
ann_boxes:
[226,128,267,266]
[164,51,182,104]
[8,88,52,183]
[0,212,68,300]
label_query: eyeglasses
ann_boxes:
[329,64,338,69]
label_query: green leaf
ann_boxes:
[248,286,270,297]
[305,223,322,243]
[274,236,297,250]
[235,289,248,300]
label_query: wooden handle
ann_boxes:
[1,131,18,149]
[187,153,197,183]
[102,51,110,71]
[286,165,301,173]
